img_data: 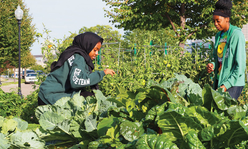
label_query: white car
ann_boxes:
[25,73,38,84]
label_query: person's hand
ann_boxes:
[220,85,227,92]
[104,69,115,77]
[207,63,214,73]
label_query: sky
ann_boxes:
[23,0,124,55]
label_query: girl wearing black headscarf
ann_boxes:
[38,32,115,105]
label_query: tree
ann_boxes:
[0,0,36,71]
[39,25,123,72]
[21,52,36,69]
[103,0,248,46]
[79,25,122,43]
[123,28,179,48]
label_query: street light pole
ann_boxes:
[15,5,23,97]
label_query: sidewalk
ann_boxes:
[0,78,39,97]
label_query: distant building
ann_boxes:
[34,55,46,67]
[242,23,248,41]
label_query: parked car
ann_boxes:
[22,70,35,79]
[11,74,19,78]
[25,73,38,84]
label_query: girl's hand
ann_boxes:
[220,85,227,92]
[207,63,214,73]
[104,69,115,77]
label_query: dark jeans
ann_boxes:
[38,97,46,106]
[80,91,95,97]
[227,86,244,100]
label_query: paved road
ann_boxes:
[0,78,39,97]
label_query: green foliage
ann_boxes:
[136,134,179,149]
[38,25,123,73]
[20,89,39,124]
[122,28,179,49]
[0,0,36,69]
[0,87,39,124]
[97,43,213,97]
[79,25,122,43]
[0,116,45,148]
[0,88,25,117]
[1,75,248,148]
[21,52,37,69]
[103,0,248,44]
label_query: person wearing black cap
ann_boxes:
[207,0,246,100]
[38,32,115,105]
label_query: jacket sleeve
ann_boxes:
[222,30,246,89]
[68,54,105,89]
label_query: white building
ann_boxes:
[242,23,248,41]
[34,55,46,67]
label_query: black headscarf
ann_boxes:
[50,32,103,72]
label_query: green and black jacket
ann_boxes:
[38,54,105,104]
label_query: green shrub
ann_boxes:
[97,45,213,96]
[0,89,24,117]
[0,88,39,124]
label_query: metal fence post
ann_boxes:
[117,42,121,74]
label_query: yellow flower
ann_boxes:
[141,80,146,86]
[167,64,171,68]
[48,44,52,48]
[163,60,167,65]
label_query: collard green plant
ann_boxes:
[0,116,45,148]
[2,74,248,148]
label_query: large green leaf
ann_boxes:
[84,114,97,132]
[12,117,28,131]
[0,133,10,149]
[1,119,18,135]
[10,130,45,149]
[35,105,53,120]
[203,84,237,111]
[187,83,203,106]
[68,97,85,113]
[157,110,202,141]
[227,105,248,120]
[35,126,73,143]
[0,116,4,128]
[94,90,116,117]
[212,88,237,110]
[174,74,203,106]
[144,104,167,124]
[202,84,214,111]
[200,126,215,141]
[182,130,206,149]
[120,121,145,142]
[185,106,222,127]
[97,116,120,137]
[39,112,67,131]
[213,120,248,148]
[53,96,71,107]
[36,105,72,121]
[135,134,179,149]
